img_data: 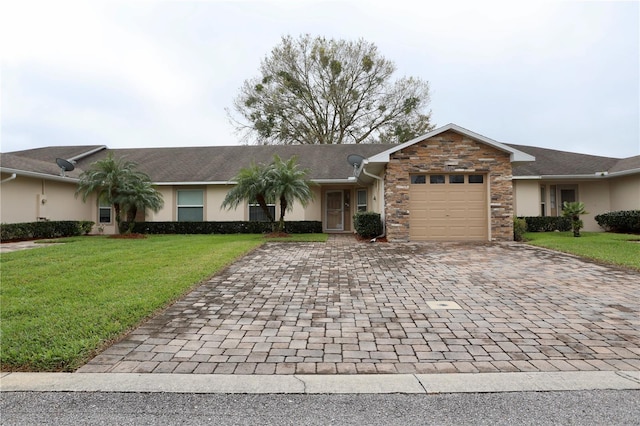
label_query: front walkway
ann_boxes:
[79,235,640,374]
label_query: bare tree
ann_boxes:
[229,34,433,145]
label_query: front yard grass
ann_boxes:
[525,232,640,271]
[0,233,325,372]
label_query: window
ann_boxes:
[98,199,112,223]
[411,175,426,184]
[540,186,546,217]
[356,189,367,212]
[449,175,465,184]
[430,175,445,184]
[177,190,204,221]
[469,175,484,184]
[249,204,275,221]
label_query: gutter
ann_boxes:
[1,173,17,183]
[359,160,386,241]
[0,168,79,183]
[512,168,640,180]
[153,178,358,186]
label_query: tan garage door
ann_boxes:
[409,174,488,241]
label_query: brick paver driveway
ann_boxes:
[79,235,639,374]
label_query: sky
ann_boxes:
[1,0,639,158]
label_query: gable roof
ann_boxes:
[366,123,536,164]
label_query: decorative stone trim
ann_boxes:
[384,130,514,241]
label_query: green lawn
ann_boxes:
[525,232,640,271]
[0,233,326,371]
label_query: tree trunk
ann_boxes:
[256,194,275,232]
[114,203,123,234]
[277,196,287,233]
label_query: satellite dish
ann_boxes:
[56,158,75,177]
[347,154,365,167]
[347,154,365,176]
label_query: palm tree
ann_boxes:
[117,179,164,233]
[562,201,588,237]
[268,155,314,233]
[75,153,162,234]
[221,162,275,226]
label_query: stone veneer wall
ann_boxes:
[384,130,514,242]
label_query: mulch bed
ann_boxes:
[264,232,291,238]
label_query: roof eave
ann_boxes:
[0,167,80,183]
[153,178,358,186]
[514,169,640,180]
[367,123,535,163]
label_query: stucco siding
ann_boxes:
[610,175,640,211]
[0,174,93,224]
[513,180,540,217]
[579,181,611,232]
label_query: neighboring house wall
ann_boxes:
[0,174,94,224]
[384,130,514,242]
[513,180,540,217]
[610,175,640,211]
[515,176,640,233]
[579,181,611,232]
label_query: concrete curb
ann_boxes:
[1,371,639,394]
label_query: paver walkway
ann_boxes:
[79,235,640,375]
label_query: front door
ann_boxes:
[326,190,344,231]
[559,186,577,211]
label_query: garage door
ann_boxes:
[409,174,488,241]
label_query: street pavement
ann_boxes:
[2,390,639,425]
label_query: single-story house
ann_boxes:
[1,123,638,241]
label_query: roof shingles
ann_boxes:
[3,143,638,182]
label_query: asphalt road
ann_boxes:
[2,390,639,425]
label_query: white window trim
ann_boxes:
[98,200,112,224]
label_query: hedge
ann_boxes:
[353,212,383,239]
[0,221,94,242]
[519,216,571,232]
[125,221,323,235]
[594,210,640,233]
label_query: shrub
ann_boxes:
[0,221,85,242]
[78,221,95,235]
[513,217,527,241]
[519,216,571,232]
[353,212,383,239]
[125,221,323,235]
[562,201,588,237]
[594,210,640,233]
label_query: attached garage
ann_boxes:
[364,124,535,242]
[409,174,488,241]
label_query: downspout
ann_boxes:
[1,173,17,184]
[360,162,386,241]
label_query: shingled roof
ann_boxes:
[0,153,85,179]
[507,144,637,176]
[3,142,638,182]
[3,144,396,183]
